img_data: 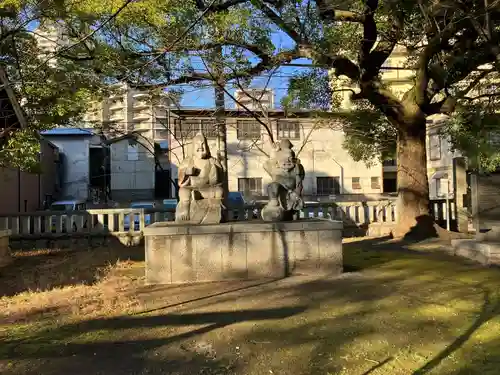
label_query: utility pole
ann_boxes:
[212,45,229,219]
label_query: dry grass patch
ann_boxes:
[0,246,144,324]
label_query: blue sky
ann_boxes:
[179,32,314,109]
[29,20,315,109]
[179,61,313,109]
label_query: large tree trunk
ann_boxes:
[393,119,433,238]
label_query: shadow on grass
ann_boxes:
[0,245,144,297]
[1,306,307,375]
[4,236,500,374]
[342,235,431,272]
[413,288,500,375]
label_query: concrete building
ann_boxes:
[106,131,161,201]
[83,84,172,140]
[168,108,384,201]
[81,87,387,203]
[41,128,106,201]
[32,22,71,67]
[234,89,274,110]
[0,139,60,214]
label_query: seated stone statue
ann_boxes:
[261,139,305,222]
[175,133,224,224]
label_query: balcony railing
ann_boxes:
[382,159,397,167]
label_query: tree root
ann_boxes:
[397,215,472,243]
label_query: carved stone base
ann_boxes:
[175,199,222,225]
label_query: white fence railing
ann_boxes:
[0,199,453,237]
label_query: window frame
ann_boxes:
[352,177,361,190]
[236,120,261,140]
[277,120,300,140]
[435,178,442,197]
[429,133,442,161]
[127,144,139,161]
[316,176,340,196]
[173,118,220,139]
[371,176,380,189]
[237,177,263,196]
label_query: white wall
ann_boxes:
[45,137,90,200]
[110,139,155,192]
[169,116,383,198]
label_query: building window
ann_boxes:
[371,176,380,189]
[174,119,196,139]
[382,159,396,167]
[429,134,441,161]
[238,177,262,196]
[200,120,218,138]
[127,144,139,161]
[436,178,442,197]
[174,119,219,139]
[154,128,170,140]
[352,177,361,190]
[316,177,340,195]
[237,120,261,140]
[435,174,448,197]
[277,121,300,139]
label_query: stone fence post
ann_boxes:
[0,230,12,267]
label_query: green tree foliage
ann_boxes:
[282,69,396,165]
[444,101,500,173]
[3,0,500,234]
[0,0,110,170]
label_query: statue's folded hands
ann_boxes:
[175,133,224,224]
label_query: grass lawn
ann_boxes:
[1,237,500,375]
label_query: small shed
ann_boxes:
[41,127,106,201]
[105,130,158,202]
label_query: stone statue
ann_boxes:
[175,133,224,224]
[261,139,305,222]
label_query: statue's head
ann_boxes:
[274,139,295,171]
[192,133,210,159]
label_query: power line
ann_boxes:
[121,0,218,84]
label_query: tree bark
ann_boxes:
[393,119,433,238]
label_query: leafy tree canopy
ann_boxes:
[3,0,500,233]
[0,0,111,170]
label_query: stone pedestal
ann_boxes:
[0,230,12,267]
[451,239,500,265]
[451,227,500,265]
[144,219,343,284]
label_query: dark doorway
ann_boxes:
[155,168,171,199]
[89,147,110,203]
[383,177,397,193]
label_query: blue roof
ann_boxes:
[41,127,95,136]
[158,141,168,149]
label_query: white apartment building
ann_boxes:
[33,22,71,67]
[82,84,172,140]
[234,88,274,110]
[82,87,387,202]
